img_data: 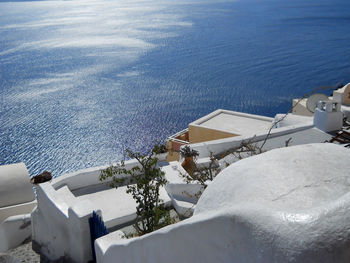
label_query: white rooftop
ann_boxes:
[197,143,350,213]
[190,109,273,136]
[260,127,332,150]
[196,143,350,261]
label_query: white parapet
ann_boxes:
[0,163,35,214]
[0,163,37,252]
[31,159,171,262]
[185,121,317,158]
[0,214,32,252]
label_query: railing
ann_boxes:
[89,211,109,262]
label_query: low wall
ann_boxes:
[32,182,101,262]
[96,211,293,263]
[0,201,37,223]
[32,158,146,263]
[0,163,35,208]
[95,214,236,263]
[188,123,314,158]
[0,214,32,253]
[32,183,71,260]
[0,163,37,252]
[52,159,141,191]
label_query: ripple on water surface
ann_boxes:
[0,0,350,177]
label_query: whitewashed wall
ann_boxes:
[0,163,37,252]
[32,159,140,262]
[188,123,314,158]
[96,144,350,263]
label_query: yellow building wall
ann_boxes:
[167,150,180,162]
[188,125,237,144]
[166,139,184,162]
[167,124,239,162]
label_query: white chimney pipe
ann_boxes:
[314,101,343,132]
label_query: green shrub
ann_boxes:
[100,148,170,235]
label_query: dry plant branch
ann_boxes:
[259,85,338,151]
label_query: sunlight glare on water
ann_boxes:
[0,0,349,177]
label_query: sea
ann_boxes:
[1,0,349,177]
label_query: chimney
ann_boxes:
[313,101,343,132]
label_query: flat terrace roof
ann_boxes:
[190,109,273,136]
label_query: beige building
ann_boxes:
[166,109,273,161]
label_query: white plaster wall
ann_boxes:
[97,207,350,263]
[32,182,101,262]
[52,159,141,191]
[333,92,344,104]
[96,214,250,263]
[0,163,36,252]
[31,183,71,261]
[96,144,350,263]
[273,113,313,128]
[67,201,101,262]
[188,123,314,158]
[165,183,203,204]
[162,161,207,217]
[0,214,32,252]
[0,200,37,223]
[0,163,35,207]
[32,158,157,262]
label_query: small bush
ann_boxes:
[152,142,167,154]
[100,148,170,235]
[180,145,199,158]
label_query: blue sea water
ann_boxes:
[1,0,350,177]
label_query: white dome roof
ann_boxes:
[196,143,350,215]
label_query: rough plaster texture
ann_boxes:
[32,159,171,262]
[96,144,350,263]
[273,113,313,128]
[0,215,32,253]
[196,143,350,262]
[0,163,34,208]
[0,163,36,253]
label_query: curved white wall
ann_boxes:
[0,163,36,252]
[0,163,34,208]
[0,214,32,252]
